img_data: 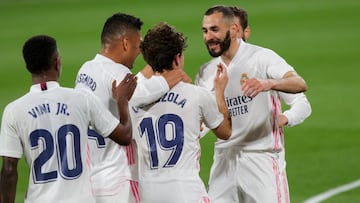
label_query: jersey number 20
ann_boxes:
[139,114,184,169]
[30,124,82,183]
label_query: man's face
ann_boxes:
[202,12,232,57]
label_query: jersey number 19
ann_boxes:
[139,113,184,169]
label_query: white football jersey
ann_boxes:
[74,54,169,195]
[196,40,295,151]
[0,82,119,203]
[130,82,224,183]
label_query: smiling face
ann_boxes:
[202,11,232,57]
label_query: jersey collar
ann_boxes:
[30,81,60,92]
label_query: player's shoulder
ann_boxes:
[56,87,95,104]
[2,96,25,115]
[196,58,219,85]
[79,54,130,76]
[1,91,40,117]
[175,82,212,98]
[245,42,279,58]
[198,58,218,73]
[72,88,97,99]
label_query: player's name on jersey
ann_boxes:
[226,95,252,117]
[158,91,187,108]
[28,102,70,118]
[76,73,97,91]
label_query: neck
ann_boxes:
[32,73,58,85]
[221,38,240,66]
[101,48,121,64]
[101,40,126,65]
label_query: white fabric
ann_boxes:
[195,40,308,202]
[75,54,169,200]
[196,40,293,150]
[208,148,289,203]
[0,81,119,203]
[130,82,223,202]
[280,92,311,127]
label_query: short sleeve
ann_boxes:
[0,104,23,158]
[84,91,119,137]
[130,75,169,107]
[262,49,295,79]
[197,87,224,129]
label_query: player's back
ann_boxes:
[3,82,106,203]
[130,82,223,202]
[75,55,132,195]
[131,81,223,181]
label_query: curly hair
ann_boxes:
[140,22,187,73]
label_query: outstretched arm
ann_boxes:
[0,156,19,203]
[133,67,192,107]
[139,64,154,79]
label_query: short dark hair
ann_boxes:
[101,12,143,45]
[204,5,235,22]
[140,22,187,73]
[22,35,57,74]
[229,6,248,31]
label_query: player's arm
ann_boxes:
[161,68,192,85]
[139,64,192,83]
[278,92,312,127]
[242,71,307,98]
[0,156,19,203]
[211,63,231,140]
[132,68,192,107]
[139,64,154,79]
[108,73,137,145]
[272,71,307,93]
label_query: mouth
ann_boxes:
[207,41,219,50]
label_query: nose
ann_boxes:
[204,31,213,42]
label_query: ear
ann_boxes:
[230,22,239,39]
[54,56,61,72]
[244,26,251,41]
[122,37,129,51]
[173,54,181,67]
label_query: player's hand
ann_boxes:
[140,64,154,79]
[241,78,273,98]
[181,71,193,84]
[162,69,192,87]
[112,73,137,102]
[278,113,288,128]
[214,63,228,92]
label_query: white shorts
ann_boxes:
[208,147,289,203]
[95,180,140,203]
[139,178,210,203]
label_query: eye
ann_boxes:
[211,27,219,32]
